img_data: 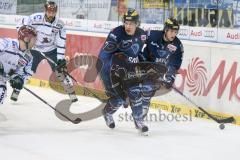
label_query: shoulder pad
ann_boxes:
[56,19,65,29]
[30,13,44,22]
[148,30,163,41]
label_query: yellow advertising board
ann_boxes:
[143,0,169,8]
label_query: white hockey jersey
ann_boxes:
[17,12,66,60]
[0,38,33,83]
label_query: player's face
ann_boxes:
[45,10,57,22]
[124,21,137,36]
[164,29,178,42]
[19,37,36,51]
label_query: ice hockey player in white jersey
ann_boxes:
[14,1,77,102]
[0,25,37,104]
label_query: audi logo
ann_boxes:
[178,29,188,36]
[203,30,215,38]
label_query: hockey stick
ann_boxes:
[24,86,81,124]
[37,50,107,102]
[172,86,235,124]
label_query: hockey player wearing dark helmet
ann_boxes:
[44,1,58,23]
[122,8,140,35]
[163,17,180,42]
[138,17,183,125]
[98,8,149,134]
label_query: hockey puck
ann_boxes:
[219,124,225,130]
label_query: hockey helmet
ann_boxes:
[122,8,140,24]
[18,25,37,41]
[164,18,180,31]
[44,1,57,13]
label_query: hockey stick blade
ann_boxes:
[212,116,235,124]
[73,118,82,124]
[172,86,235,124]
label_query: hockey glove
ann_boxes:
[163,74,175,89]
[163,67,176,89]
[56,59,67,73]
[10,75,24,90]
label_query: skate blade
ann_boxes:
[138,130,149,136]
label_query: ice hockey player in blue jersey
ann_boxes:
[0,25,37,104]
[14,1,77,102]
[97,8,149,134]
[140,17,184,118]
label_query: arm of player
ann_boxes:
[56,21,66,60]
[16,15,32,31]
[97,30,119,74]
[14,50,33,84]
[164,42,184,88]
[0,38,8,53]
[9,52,33,91]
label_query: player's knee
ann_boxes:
[108,97,123,108]
[128,87,141,101]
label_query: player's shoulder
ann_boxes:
[55,18,65,29]
[172,36,184,53]
[147,30,164,41]
[111,25,125,34]
[173,36,183,46]
[29,12,44,22]
[136,27,146,34]
[107,26,124,41]
[0,38,19,50]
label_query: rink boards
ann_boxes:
[0,25,240,125]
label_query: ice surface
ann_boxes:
[0,85,239,160]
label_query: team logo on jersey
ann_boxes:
[56,23,63,29]
[167,44,177,52]
[12,41,18,49]
[141,35,146,41]
[42,37,51,43]
[120,40,132,49]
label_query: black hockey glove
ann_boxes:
[56,59,67,73]
[10,75,24,90]
[163,74,175,89]
[163,67,176,89]
[0,62,4,75]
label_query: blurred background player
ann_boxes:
[97,8,149,134]
[0,25,37,104]
[140,17,184,118]
[13,1,77,102]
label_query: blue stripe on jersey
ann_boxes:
[23,67,32,76]
[32,23,60,29]
[59,30,66,40]
[57,45,65,49]
[5,50,28,62]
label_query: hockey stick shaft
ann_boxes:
[24,86,81,124]
[37,51,106,102]
[172,86,235,124]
